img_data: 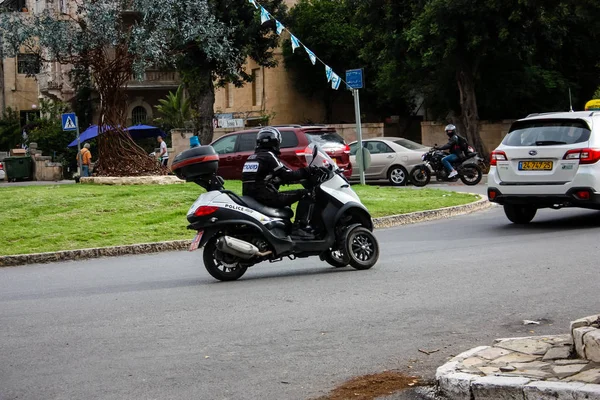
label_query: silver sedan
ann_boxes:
[349,137,428,185]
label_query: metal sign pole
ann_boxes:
[353,88,365,185]
[76,116,81,176]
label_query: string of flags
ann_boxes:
[248,0,347,90]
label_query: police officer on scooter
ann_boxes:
[242,126,317,238]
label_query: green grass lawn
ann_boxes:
[0,182,478,256]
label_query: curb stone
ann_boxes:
[436,333,600,400]
[0,195,491,267]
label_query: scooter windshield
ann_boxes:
[304,143,339,171]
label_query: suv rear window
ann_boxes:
[305,131,345,147]
[280,130,299,148]
[504,119,591,146]
[236,130,299,152]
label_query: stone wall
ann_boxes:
[213,123,385,143]
[171,124,385,160]
[33,156,62,181]
[329,123,385,143]
[170,129,195,168]
[421,120,514,153]
[80,176,184,185]
[571,314,600,362]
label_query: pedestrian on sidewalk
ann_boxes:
[157,136,169,167]
[78,143,92,177]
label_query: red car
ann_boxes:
[209,125,353,180]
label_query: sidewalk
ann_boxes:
[436,314,600,399]
[0,179,74,187]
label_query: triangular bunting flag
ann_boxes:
[325,65,333,82]
[304,46,317,65]
[260,6,271,24]
[275,20,285,35]
[248,0,258,9]
[331,73,341,90]
[291,35,300,52]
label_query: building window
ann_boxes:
[3,0,27,11]
[131,106,147,125]
[252,68,262,107]
[17,54,40,75]
[20,110,40,126]
[58,0,68,14]
[226,83,234,108]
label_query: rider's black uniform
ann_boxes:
[242,148,310,208]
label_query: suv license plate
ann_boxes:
[519,161,553,171]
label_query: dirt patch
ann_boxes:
[314,371,420,400]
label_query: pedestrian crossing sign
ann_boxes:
[62,113,77,131]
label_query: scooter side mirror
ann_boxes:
[309,145,319,166]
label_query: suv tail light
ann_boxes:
[343,144,350,154]
[296,147,311,157]
[563,148,600,164]
[490,151,507,166]
[0,162,3,170]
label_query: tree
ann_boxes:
[27,99,78,168]
[0,0,231,175]
[404,0,600,156]
[0,107,22,151]
[142,0,287,144]
[153,85,192,131]
[353,0,442,125]
[282,0,358,122]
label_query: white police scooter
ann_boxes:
[172,143,379,281]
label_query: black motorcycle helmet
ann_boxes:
[256,126,282,154]
[445,124,457,138]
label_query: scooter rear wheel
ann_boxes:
[345,227,379,270]
[203,236,248,281]
[323,249,349,268]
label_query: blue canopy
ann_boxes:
[127,124,166,140]
[67,125,104,147]
[67,124,166,147]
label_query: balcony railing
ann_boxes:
[126,70,180,89]
[38,72,64,93]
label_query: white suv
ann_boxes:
[488,111,600,223]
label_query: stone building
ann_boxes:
[0,0,179,129]
[0,0,354,134]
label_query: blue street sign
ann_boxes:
[62,113,77,131]
[346,68,364,89]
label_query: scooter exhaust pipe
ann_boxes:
[215,236,271,259]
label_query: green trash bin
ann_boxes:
[4,156,33,181]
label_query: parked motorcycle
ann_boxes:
[409,147,483,187]
[171,143,379,281]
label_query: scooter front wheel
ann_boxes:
[203,236,248,281]
[345,227,379,270]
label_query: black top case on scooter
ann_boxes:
[171,145,219,182]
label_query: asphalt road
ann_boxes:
[2,186,600,400]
